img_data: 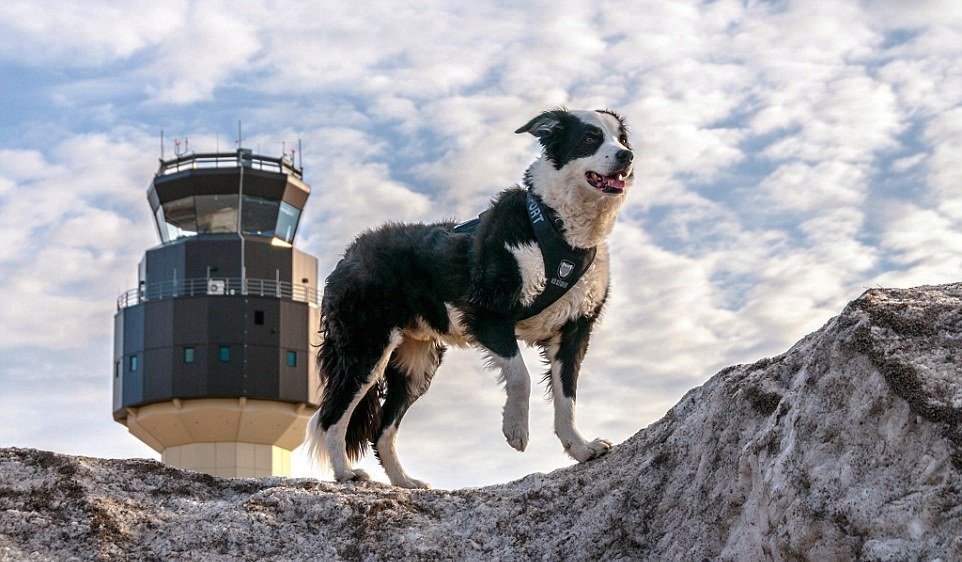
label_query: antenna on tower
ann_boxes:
[174,137,189,157]
[280,140,296,167]
[160,130,165,161]
[298,138,302,170]
[237,120,243,149]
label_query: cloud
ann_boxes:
[144,0,263,103]
[0,130,157,349]
[758,161,866,211]
[0,1,185,66]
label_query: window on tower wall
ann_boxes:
[195,194,239,234]
[275,202,301,243]
[241,195,279,237]
[162,196,198,240]
[154,206,167,242]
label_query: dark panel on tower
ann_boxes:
[182,237,242,279]
[144,300,174,349]
[244,344,279,397]
[172,297,209,344]
[144,242,186,287]
[112,312,125,413]
[278,299,311,402]
[244,238,294,281]
[174,344,208,398]
[120,303,145,408]
[143,347,173,402]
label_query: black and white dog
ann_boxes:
[304,108,634,488]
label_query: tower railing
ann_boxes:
[157,151,303,180]
[117,277,320,309]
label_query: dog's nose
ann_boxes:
[616,149,633,164]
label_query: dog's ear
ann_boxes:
[515,109,567,138]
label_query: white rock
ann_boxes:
[0,284,960,561]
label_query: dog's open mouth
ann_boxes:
[585,170,628,194]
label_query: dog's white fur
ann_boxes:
[506,241,547,307]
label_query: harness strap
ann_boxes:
[451,210,489,235]
[519,192,596,320]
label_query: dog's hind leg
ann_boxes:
[544,317,612,463]
[374,337,444,489]
[317,329,403,482]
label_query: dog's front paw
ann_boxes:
[394,476,431,490]
[502,404,529,452]
[566,438,613,463]
[334,468,371,483]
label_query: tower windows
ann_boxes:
[129,355,139,372]
[184,347,195,364]
[219,346,231,362]
[286,350,297,368]
[275,202,301,243]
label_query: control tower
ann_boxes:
[113,148,320,477]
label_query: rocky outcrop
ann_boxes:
[2,284,960,561]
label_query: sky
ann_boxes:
[0,0,960,489]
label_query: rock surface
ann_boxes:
[2,284,961,561]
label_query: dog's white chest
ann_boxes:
[510,242,609,343]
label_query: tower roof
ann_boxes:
[147,149,311,245]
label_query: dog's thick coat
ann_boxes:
[304,109,635,488]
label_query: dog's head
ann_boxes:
[516,108,635,198]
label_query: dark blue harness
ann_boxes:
[453,192,596,320]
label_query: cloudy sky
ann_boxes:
[0,0,960,489]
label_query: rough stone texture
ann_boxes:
[2,284,960,561]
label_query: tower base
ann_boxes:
[162,442,291,477]
[119,397,313,478]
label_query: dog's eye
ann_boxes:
[584,135,600,146]
[619,134,630,146]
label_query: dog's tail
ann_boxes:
[303,334,384,470]
[303,405,330,472]
[345,383,382,461]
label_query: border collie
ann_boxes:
[304,108,634,488]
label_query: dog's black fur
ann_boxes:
[305,108,634,487]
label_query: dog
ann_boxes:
[303,108,634,488]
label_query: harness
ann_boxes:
[453,192,596,320]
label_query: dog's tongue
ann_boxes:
[587,171,627,192]
[606,176,626,190]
